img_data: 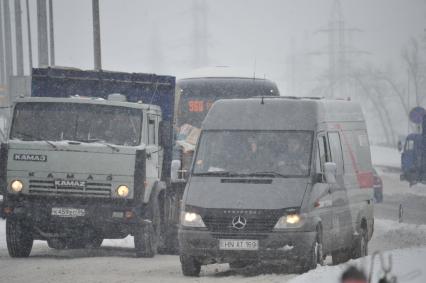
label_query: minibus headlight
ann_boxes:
[116,185,129,197]
[274,213,305,229]
[10,180,23,193]
[181,211,206,228]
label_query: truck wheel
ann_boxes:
[180,255,201,277]
[352,226,368,259]
[87,237,103,249]
[331,249,351,265]
[229,261,251,269]
[134,199,161,258]
[47,238,67,249]
[6,218,33,258]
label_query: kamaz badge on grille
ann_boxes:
[13,154,47,162]
[54,180,86,188]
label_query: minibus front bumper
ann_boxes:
[178,228,316,265]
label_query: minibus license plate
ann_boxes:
[51,207,86,217]
[219,239,258,250]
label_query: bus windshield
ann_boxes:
[176,78,279,130]
[10,102,143,146]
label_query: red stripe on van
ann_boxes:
[339,128,373,189]
[357,171,374,188]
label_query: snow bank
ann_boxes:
[291,219,426,283]
[370,145,400,169]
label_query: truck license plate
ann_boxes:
[51,207,86,217]
[219,239,259,250]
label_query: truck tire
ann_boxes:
[87,237,103,249]
[331,249,351,265]
[134,198,161,258]
[47,238,67,249]
[6,218,33,258]
[180,255,201,277]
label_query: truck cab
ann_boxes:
[0,67,176,258]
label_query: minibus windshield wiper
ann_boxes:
[247,171,289,178]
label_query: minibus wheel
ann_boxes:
[180,255,201,277]
[299,228,324,273]
[6,217,33,257]
[352,226,368,259]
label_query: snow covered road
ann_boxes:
[1,171,426,282]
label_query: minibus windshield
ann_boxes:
[193,130,313,177]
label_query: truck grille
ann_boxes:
[202,215,279,233]
[29,179,111,198]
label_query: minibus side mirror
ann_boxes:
[324,162,337,184]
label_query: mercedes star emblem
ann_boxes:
[231,216,247,230]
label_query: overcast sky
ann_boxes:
[18,0,426,90]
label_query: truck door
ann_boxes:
[146,115,160,188]
[314,134,333,251]
[328,132,352,250]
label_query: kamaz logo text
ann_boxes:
[54,180,86,188]
[13,154,47,162]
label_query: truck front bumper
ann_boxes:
[2,196,147,239]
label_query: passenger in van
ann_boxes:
[276,136,309,174]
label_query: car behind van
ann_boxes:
[178,97,374,276]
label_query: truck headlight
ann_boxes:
[116,185,129,197]
[10,180,23,193]
[274,213,305,229]
[180,211,206,228]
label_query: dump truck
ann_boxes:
[0,67,177,257]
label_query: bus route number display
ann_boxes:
[188,100,214,113]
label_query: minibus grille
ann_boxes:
[202,215,279,233]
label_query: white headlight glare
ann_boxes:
[10,180,23,193]
[274,213,305,229]
[116,185,129,197]
[181,211,206,228]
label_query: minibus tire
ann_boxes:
[352,227,368,259]
[180,255,201,277]
[6,218,33,258]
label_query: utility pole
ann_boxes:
[191,0,208,68]
[25,0,33,71]
[37,0,49,67]
[311,0,367,98]
[15,0,24,76]
[48,0,54,66]
[4,0,14,80]
[0,1,5,88]
[92,0,102,70]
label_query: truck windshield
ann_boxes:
[193,130,313,177]
[10,102,143,146]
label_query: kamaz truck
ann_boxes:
[0,67,176,257]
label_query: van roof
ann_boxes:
[202,97,365,131]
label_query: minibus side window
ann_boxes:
[317,135,330,175]
[328,132,344,174]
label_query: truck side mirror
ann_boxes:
[171,159,182,182]
[324,162,337,184]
